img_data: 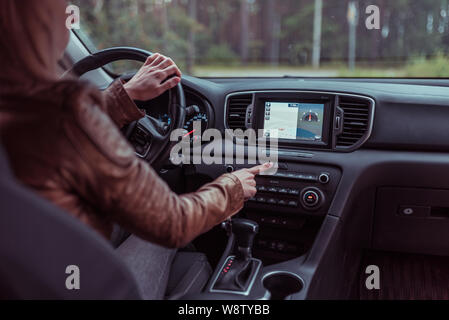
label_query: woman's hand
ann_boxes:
[231,163,274,200]
[124,53,182,101]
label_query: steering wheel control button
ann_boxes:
[319,173,330,184]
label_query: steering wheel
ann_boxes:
[69,47,186,166]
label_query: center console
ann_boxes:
[219,90,371,265]
[224,162,341,265]
[184,90,374,299]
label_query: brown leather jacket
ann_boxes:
[0,80,244,248]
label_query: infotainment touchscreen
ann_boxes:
[263,101,325,141]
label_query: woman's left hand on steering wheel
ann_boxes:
[124,53,182,101]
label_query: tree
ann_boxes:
[240,0,250,64]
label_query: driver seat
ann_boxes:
[0,145,210,299]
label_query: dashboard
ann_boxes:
[175,76,449,269]
[131,72,449,295]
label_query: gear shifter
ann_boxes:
[212,219,261,293]
[233,219,258,261]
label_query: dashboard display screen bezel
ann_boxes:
[254,92,334,149]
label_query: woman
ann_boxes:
[0,0,271,299]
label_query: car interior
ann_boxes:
[3,22,449,300]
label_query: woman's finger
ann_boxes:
[150,54,165,67]
[247,179,256,187]
[156,57,174,69]
[247,186,257,198]
[163,64,182,77]
[159,76,181,92]
[144,53,160,66]
[160,65,182,80]
[246,162,273,175]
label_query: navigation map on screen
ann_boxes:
[263,102,324,141]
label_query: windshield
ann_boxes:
[71,0,449,78]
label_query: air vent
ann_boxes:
[226,94,253,130]
[336,96,372,148]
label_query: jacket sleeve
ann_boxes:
[102,79,145,128]
[64,100,244,249]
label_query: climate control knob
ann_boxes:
[300,188,324,210]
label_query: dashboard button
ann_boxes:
[257,186,267,192]
[278,188,289,194]
[303,191,319,206]
[256,197,267,203]
[319,173,330,184]
[267,198,278,204]
[288,201,298,207]
[276,242,286,251]
[278,199,288,206]
[268,187,278,193]
[288,189,300,195]
[269,217,279,224]
[301,188,324,209]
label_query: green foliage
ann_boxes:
[70,0,449,77]
[204,44,239,66]
[405,54,449,78]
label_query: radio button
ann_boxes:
[278,199,288,206]
[288,200,298,207]
[256,197,267,203]
[288,189,300,195]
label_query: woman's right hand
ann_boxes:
[231,163,274,200]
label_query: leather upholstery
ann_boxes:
[0,79,244,248]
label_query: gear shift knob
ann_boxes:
[231,219,259,261]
